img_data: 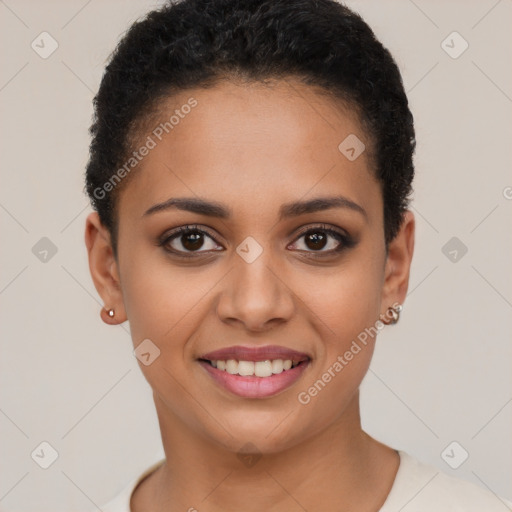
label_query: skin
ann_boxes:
[85,78,415,511]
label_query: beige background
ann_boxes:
[0,0,511,510]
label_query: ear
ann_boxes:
[379,210,415,318]
[84,212,127,325]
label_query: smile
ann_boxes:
[206,358,301,377]
[198,345,311,398]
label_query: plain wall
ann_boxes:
[0,0,511,510]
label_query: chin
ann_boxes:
[205,408,310,455]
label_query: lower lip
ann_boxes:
[199,360,310,398]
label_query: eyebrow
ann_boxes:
[142,195,367,221]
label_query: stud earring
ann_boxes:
[381,303,402,325]
[105,308,115,318]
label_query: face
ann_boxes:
[86,79,414,455]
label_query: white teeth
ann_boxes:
[226,359,238,374]
[271,359,284,374]
[255,360,273,377]
[238,360,254,376]
[208,358,302,377]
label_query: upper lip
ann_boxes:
[199,345,311,362]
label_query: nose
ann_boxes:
[216,250,295,332]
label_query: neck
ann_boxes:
[135,390,399,512]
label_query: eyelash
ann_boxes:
[157,223,356,259]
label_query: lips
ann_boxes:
[197,345,311,398]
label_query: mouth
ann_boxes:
[197,345,311,398]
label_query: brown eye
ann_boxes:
[289,224,355,255]
[304,231,328,251]
[159,225,223,256]
[180,231,205,251]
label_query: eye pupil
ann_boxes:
[305,232,327,250]
[182,231,203,251]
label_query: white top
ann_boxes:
[101,450,512,511]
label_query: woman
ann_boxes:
[84,0,512,510]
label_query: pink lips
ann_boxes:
[198,345,311,399]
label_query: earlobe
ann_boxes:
[99,306,119,325]
[84,212,127,324]
[379,210,415,317]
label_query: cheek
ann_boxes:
[291,254,382,404]
[120,256,211,408]
[293,256,383,343]
[120,250,213,350]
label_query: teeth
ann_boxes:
[208,359,302,377]
[238,360,254,376]
[271,359,284,374]
[226,359,238,374]
[255,360,273,377]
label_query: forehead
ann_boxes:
[118,79,381,224]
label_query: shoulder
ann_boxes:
[100,458,165,512]
[380,450,512,512]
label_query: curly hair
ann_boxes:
[84,0,415,259]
